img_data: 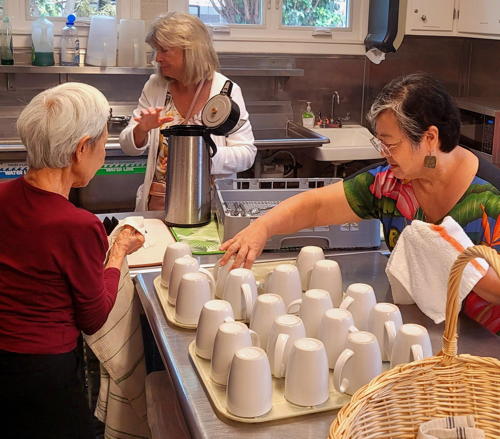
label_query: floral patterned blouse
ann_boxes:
[343,157,500,334]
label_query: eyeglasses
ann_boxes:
[370,137,403,157]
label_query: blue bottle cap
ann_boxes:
[66,14,76,26]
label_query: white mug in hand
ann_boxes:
[175,272,215,326]
[368,303,403,362]
[226,346,273,418]
[339,283,377,331]
[213,257,234,299]
[309,259,343,307]
[266,314,306,378]
[264,264,302,306]
[210,321,260,386]
[389,323,432,368]
[318,308,358,369]
[284,338,330,407]
[168,255,215,306]
[249,294,286,349]
[288,289,333,338]
[160,242,191,288]
[296,246,325,291]
[333,331,382,395]
[222,268,258,322]
[195,299,234,360]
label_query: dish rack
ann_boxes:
[214,178,381,250]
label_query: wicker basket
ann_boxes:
[329,245,500,439]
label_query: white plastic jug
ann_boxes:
[32,16,54,66]
[86,16,117,67]
[117,19,146,67]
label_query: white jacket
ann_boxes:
[120,72,256,211]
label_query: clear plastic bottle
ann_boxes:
[0,16,14,65]
[61,14,80,66]
[32,16,55,66]
[302,102,315,128]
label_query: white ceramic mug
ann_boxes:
[168,255,214,306]
[318,308,358,369]
[308,259,343,307]
[174,272,214,326]
[368,302,403,362]
[222,268,258,322]
[288,289,333,338]
[263,264,302,306]
[210,321,260,386]
[389,323,433,368]
[284,338,330,407]
[213,257,235,299]
[339,283,377,331]
[333,331,382,395]
[195,299,234,360]
[296,246,325,291]
[249,294,286,349]
[266,314,307,378]
[226,346,273,418]
[160,242,192,288]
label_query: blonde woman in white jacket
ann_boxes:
[120,12,256,211]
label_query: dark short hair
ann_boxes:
[367,73,461,152]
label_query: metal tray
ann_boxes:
[214,178,381,251]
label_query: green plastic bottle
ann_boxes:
[0,16,14,65]
[32,16,55,66]
[302,101,315,128]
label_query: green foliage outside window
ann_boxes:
[30,0,116,18]
[282,0,347,27]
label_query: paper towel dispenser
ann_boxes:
[364,0,406,53]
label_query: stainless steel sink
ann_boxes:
[253,121,330,150]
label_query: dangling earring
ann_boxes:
[424,152,436,168]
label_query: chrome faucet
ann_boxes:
[330,91,340,122]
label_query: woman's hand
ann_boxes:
[134,106,172,132]
[219,220,269,269]
[133,107,173,147]
[106,226,145,270]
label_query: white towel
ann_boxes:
[109,215,151,248]
[417,415,485,439]
[386,216,488,323]
[84,261,151,439]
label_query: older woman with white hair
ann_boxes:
[120,11,256,211]
[0,82,144,439]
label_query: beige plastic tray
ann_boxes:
[154,276,197,330]
[188,340,369,424]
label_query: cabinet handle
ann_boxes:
[267,0,271,9]
[275,0,281,10]
[420,14,427,22]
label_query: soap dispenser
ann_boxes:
[302,102,315,128]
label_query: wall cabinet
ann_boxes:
[406,0,500,39]
[406,0,455,32]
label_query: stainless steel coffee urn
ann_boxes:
[161,80,242,227]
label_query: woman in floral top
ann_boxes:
[220,73,500,333]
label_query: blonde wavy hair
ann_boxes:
[146,12,219,85]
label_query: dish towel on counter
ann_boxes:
[109,215,152,248]
[417,415,485,439]
[386,216,488,323]
[84,260,151,439]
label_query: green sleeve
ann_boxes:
[343,171,379,219]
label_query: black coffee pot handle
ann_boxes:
[220,80,233,97]
[203,130,217,158]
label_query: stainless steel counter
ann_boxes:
[133,249,500,439]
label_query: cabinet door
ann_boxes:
[406,0,456,32]
[457,0,500,35]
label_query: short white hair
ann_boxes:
[17,82,110,169]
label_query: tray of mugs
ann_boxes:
[187,340,365,423]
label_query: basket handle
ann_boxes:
[441,245,500,362]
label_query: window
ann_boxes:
[29,0,117,19]
[183,0,367,54]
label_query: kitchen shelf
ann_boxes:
[0,65,304,77]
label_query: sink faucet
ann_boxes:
[330,91,340,122]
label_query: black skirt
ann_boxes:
[0,347,94,439]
